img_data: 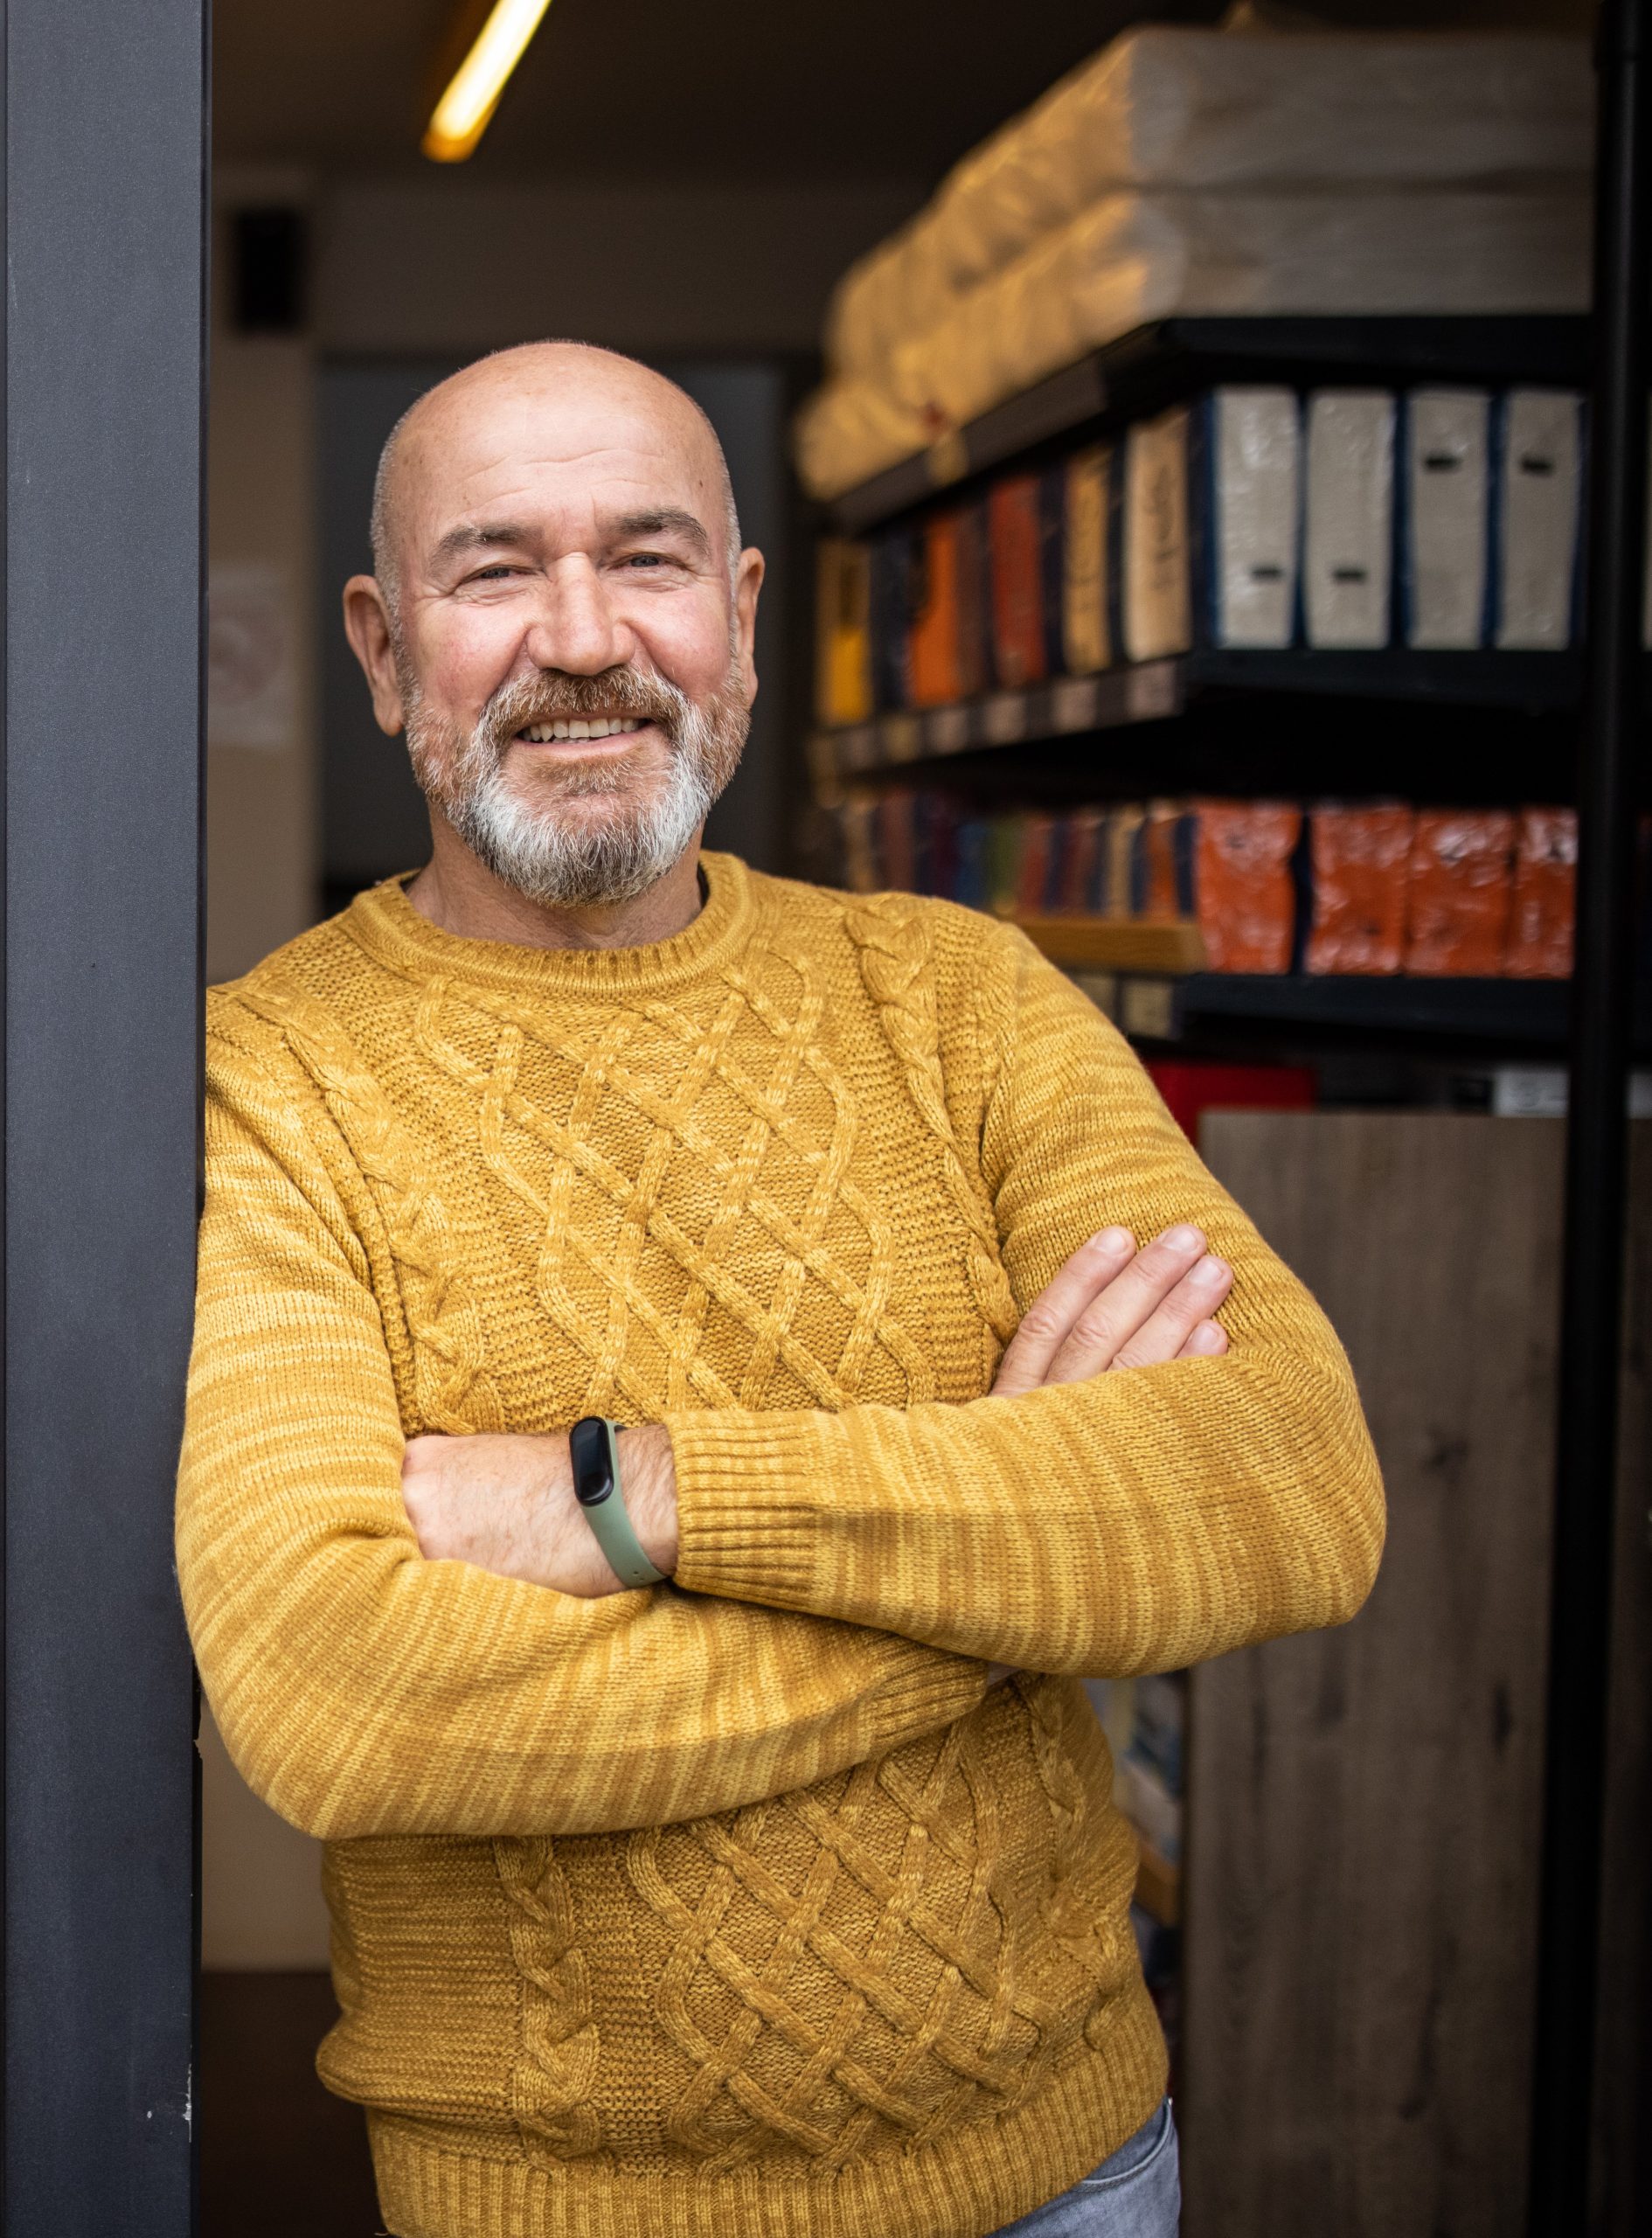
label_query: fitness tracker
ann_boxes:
[568,1416,668,1589]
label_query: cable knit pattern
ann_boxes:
[177,854,1383,2238]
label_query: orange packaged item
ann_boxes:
[1193,803,1302,974]
[1504,807,1577,978]
[1405,810,1516,976]
[1306,805,1416,975]
[907,514,964,708]
[989,475,1047,690]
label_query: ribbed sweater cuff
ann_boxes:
[669,1409,837,1605]
[669,1407,981,1746]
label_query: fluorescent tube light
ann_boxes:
[423,0,554,163]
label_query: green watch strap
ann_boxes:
[568,1415,668,1589]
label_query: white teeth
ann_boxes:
[521,716,645,743]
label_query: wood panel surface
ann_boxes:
[1183,1116,1648,2238]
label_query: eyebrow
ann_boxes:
[430,507,714,572]
[607,508,712,560]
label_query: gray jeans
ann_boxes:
[989,2100,1180,2236]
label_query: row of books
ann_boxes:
[835,793,1578,979]
[816,384,1585,726]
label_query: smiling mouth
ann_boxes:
[518,717,649,744]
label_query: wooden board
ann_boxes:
[1183,1116,1649,2238]
[1016,915,1206,972]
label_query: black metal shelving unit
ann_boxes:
[828,313,1589,537]
[814,650,1588,782]
[810,94,1646,2223]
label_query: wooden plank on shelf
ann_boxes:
[1182,1116,1649,2237]
[1020,917,1205,973]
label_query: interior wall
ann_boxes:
[204,283,332,1971]
[310,180,927,358]
[206,333,319,979]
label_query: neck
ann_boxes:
[405,810,708,951]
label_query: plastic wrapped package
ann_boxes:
[828,27,1592,383]
[1194,803,1302,973]
[1504,807,1578,978]
[1306,804,1416,975]
[796,188,1588,499]
[1405,810,1517,975]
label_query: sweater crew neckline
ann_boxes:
[341,850,757,1000]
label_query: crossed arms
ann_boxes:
[176,938,1384,1845]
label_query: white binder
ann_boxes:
[1494,389,1583,651]
[1122,406,1193,663]
[1204,387,1301,650]
[1303,390,1395,649]
[1402,389,1491,649]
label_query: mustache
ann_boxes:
[478,666,690,749]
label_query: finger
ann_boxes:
[1176,1317,1229,1361]
[1111,1255,1234,1371]
[991,1227,1135,1395]
[1042,1224,1209,1383]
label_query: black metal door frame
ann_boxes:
[2,0,207,2230]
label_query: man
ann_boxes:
[177,343,1384,2238]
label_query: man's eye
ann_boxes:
[623,552,670,569]
[472,565,520,581]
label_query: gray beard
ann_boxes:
[404,664,748,909]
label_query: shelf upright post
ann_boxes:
[1529,0,1650,2228]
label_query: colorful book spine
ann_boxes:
[814,539,873,726]
[954,498,992,701]
[1405,810,1516,976]
[1121,407,1194,663]
[1038,464,1068,679]
[1063,445,1114,676]
[869,527,916,712]
[989,475,1047,689]
[907,513,963,708]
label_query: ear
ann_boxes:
[732,546,765,707]
[342,576,408,737]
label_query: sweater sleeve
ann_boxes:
[176,1033,986,1844]
[668,926,1385,1675]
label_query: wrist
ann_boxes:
[617,1422,679,1576]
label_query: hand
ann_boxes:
[989,1224,1232,1400]
[400,1421,679,1596]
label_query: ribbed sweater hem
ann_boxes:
[367,1985,1166,2238]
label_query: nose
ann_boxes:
[522,553,635,677]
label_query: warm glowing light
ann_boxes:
[423,0,554,163]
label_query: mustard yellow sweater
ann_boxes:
[177,854,1383,2238]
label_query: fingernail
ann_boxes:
[1190,1319,1227,1355]
[1190,1256,1231,1292]
[1088,1226,1132,1255]
[1163,1224,1202,1252]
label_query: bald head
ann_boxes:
[369,342,740,621]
